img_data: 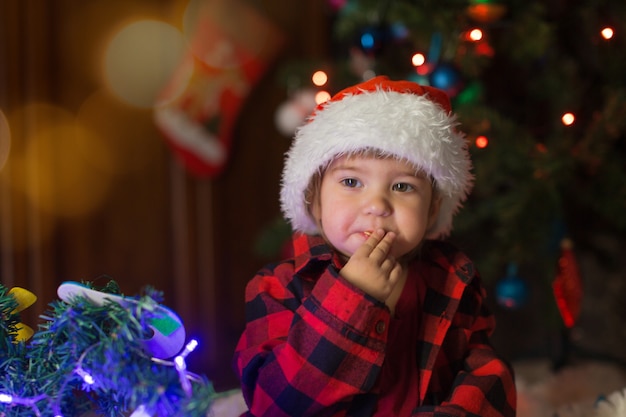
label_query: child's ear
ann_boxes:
[308,197,321,225]
[427,193,442,230]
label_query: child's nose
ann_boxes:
[364,193,391,216]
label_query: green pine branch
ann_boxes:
[0,281,217,417]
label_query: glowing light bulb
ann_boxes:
[182,339,198,356]
[601,27,614,40]
[174,355,186,371]
[561,112,575,126]
[475,136,489,148]
[0,393,13,404]
[411,53,426,67]
[76,368,95,385]
[312,71,328,87]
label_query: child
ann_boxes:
[233,76,516,417]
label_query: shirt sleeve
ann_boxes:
[414,275,517,417]
[233,261,391,417]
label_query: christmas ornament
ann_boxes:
[454,81,483,105]
[496,263,529,309]
[358,26,386,54]
[154,0,284,177]
[552,238,584,328]
[7,287,37,342]
[429,63,464,98]
[274,88,317,137]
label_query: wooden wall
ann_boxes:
[0,0,330,390]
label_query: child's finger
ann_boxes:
[370,231,396,262]
[354,229,385,256]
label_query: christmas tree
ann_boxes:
[272,0,626,305]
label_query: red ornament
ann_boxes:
[552,239,584,328]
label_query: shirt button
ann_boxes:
[375,320,386,334]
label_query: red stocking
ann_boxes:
[155,0,284,177]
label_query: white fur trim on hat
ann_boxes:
[280,76,473,239]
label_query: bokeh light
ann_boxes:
[0,110,10,171]
[103,20,186,108]
[315,91,331,104]
[468,28,483,41]
[475,135,489,148]
[601,27,614,40]
[411,53,426,67]
[9,102,113,219]
[360,32,375,50]
[561,112,575,126]
[312,71,328,87]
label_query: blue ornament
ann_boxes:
[358,26,390,53]
[429,62,463,97]
[360,31,376,50]
[496,263,529,309]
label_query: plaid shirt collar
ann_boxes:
[291,233,343,273]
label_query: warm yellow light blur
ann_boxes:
[0,109,10,171]
[315,91,331,104]
[411,53,426,67]
[312,71,328,87]
[601,27,614,40]
[561,112,575,126]
[8,102,113,219]
[103,20,186,108]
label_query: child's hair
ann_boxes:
[281,76,473,239]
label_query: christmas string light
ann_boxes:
[74,342,99,386]
[75,367,96,385]
[174,339,199,397]
[1,341,203,417]
[0,392,47,416]
[151,338,202,399]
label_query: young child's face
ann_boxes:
[311,154,439,260]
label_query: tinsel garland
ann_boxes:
[0,281,217,417]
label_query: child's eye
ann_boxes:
[340,178,361,188]
[392,183,414,192]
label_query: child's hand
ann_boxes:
[339,229,404,306]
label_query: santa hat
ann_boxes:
[280,75,473,239]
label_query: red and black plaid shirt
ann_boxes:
[233,234,516,417]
